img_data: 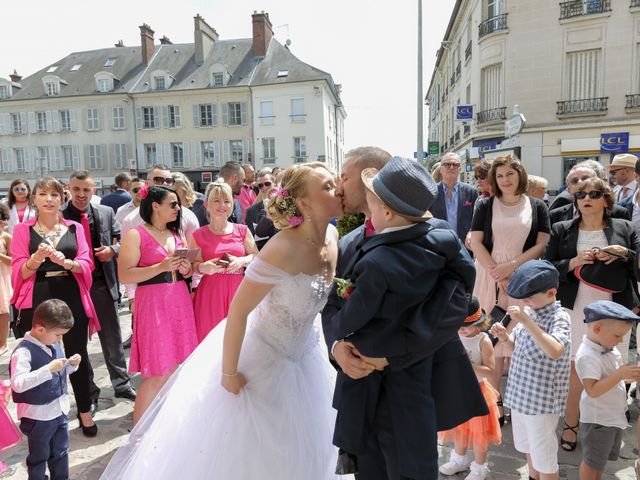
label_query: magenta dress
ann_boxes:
[193,223,248,342]
[129,226,198,378]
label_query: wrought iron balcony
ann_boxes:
[560,0,611,20]
[465,42,472,61]
[632,0,640,8]
[449,135,455,146]
[478,14,508,39]
[557,97,608,115]
[450,72,456,87]
[456,62,461,78]
[454,131,461,143]
[626,94,640,109]
[476,107,506,124]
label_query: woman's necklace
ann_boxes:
[36,219,62,245]
[209,222,229,235]
[146,223,167,234]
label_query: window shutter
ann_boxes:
[242,139,250,162]
[19,112,27,134]
[222,139,230,162]
[0,149,7,172]
[84,145,91,168]
[162,106,169,128]
[214,141,221,167]
[72,145,80,169]
[182,142,190,168]
[137,144,144,167]
[52,110,60,133]
[211,103,217,127]
[163,143,170,163]
[194,142,202,167]
[222,104,228,126]
[240,102,247,125]
[135,107,142,129]
[174,106,181,128]
[69,109,77,131]
[46,111,54,133]
[50,146,60,171]
[9,150,16,172]
[153,106,161,129]
[28,112,36,134]
[101,144,108,169]
[97,107,104,131]
[0,113,8,135]
[24,148,33,173]
[192,105,199,127]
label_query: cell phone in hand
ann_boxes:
[217,252,231,266]
[173,248,201,262]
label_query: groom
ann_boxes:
[322,147,488,479]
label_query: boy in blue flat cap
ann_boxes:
[574,300,640,480]
[491,259,570,480]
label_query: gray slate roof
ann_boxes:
[3,37,342,103]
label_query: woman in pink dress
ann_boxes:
[469,155,550,422]
[191,182,258,342]
[118,185,198,425]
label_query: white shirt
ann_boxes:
[10,333,78,421]
[575,336,628,429]
[632,190,640,239]
[115,200,138,226]
[121,206,200,299]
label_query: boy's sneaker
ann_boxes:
[465,461,490,480]
[439,452,470,476]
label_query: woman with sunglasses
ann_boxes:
[546,176,639,452]
[473,161,493,199]
[6,179,35,234]
[10,177,99,436]
[191,182,258,343]
[118,185,197,424]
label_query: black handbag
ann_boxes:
[574,247,629,294]
[487,286,512,346]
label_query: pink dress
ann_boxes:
[129,226,198,378]
[473,196,532,357]
[0,382,19,455]
[0,237,11,315]
[193,224,247,342]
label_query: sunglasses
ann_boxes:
[569,175,592,185]
[12,187,27,193]
[442,162,461,169]
[474,174,486,181]
[257,181,273,189]
[152,176,175,186]
[167,200,180,209]
[132,187,141,194]
[575,190,604,200]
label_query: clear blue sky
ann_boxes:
[1,0,456,158]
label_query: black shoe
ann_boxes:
[560,421,578,451]
[115,387,137,401]
[77,412,98,437]
[122,336,132,349]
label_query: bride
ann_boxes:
[101,163,343,479]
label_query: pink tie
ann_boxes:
[365,219,375,237]
[79,212,95,270]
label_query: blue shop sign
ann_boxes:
[473,138,503,158]
[600,132,629,154]
[456,105,474,121]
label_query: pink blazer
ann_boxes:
[10,216,100,338]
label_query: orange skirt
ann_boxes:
[438,380,502,450]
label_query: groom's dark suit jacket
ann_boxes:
[322,220,488,479]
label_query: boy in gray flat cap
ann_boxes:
[491,259,570,480]
[575,300,640,480]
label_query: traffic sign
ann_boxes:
[505,113,526,138]
[413,151,427,159]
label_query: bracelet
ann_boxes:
[31,256,44,264]
[510,258,518,267]
[221,371,238,377]
[25,261,39,272]
[64,260,74,271]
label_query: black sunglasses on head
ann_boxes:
[152,177,175,186]
[575,190,604,200]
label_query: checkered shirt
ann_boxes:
[504,301,571,415]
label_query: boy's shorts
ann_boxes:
[579,423,623,470]
[511,411,560,474]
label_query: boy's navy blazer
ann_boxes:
[321,219,488,432]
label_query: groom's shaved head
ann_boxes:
[339,147,392,215]
[346,147,392,171]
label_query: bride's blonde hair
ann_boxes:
[266,162,334,230]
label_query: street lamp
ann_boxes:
[417,0,424,161]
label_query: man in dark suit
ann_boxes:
[100,172,132,213]
[322,147,487,479]
[430,152,478,241]
[63,170,136,405]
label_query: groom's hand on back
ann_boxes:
[333,342,375,379]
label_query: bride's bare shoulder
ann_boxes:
[255,229,302,275]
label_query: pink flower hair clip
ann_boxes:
[139,184,149,200]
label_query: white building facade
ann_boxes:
[0,12,345,192]
[427,0,640,190]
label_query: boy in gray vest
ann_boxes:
[10,299,81,480]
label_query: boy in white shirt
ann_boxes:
[575,300,640,480]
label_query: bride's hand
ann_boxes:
[221,372,247,394]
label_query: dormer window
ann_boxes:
[277,70,289,78]
[154,76,166,91]
[213,73,224,87]
[45,82,59,96]
[94,72,116,93]
[71,64,82,72]
[104,57,117,67]
[0,86,8,100]
[209,64,230,88]
[46,66,58,73]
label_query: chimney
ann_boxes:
[160,35,173,45]
[115,40,125,48]
[9,69,22,83]
[194,14,219,65]
[139,23,155,65]
[252,11,273,57]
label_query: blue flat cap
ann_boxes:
[361,156,437,220]
[583,300,640,323]
[507,259,559,299]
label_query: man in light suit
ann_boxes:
[63,170,136,408]
[430,152,478,242]
[100,172,132,213]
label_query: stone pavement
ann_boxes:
[0,307,637,479]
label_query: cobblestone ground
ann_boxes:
[0,307,638,479]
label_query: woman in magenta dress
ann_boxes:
[118,185,197,425]
[191,182,258,343]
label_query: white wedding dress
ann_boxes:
[101,257,341,479]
